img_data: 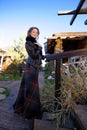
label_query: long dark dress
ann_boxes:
[13,36,44,119]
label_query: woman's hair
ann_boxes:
[27,27,40,36]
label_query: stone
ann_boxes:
[0,94,6,100]
[0,87,5,93]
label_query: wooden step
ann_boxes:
[72,105,87,130]
[35,119,70,130]
[0,108,70,130]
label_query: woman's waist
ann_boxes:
[26,57,41,67]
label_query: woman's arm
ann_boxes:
[25,42,42,59]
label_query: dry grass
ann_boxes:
[41,61,87,127]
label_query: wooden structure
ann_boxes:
[47,32,87,54]
[45,32,87,97]
[58,0,87,25]
[0,48,11,71]
[46,48,87,97]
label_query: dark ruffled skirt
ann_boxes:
[13,63,42,119]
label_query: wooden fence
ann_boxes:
[46,48,87,97]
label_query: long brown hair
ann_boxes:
[27,27,40,37]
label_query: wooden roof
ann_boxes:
[47,32,87,40]
[46,32,87,54]
[0,48,10,57]
[0,49,6,55]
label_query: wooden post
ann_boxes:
[55,59,61,97]
[0,55,4,71]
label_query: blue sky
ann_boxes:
[0,0,87,48]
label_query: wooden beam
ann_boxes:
[46,48,87,61]
[58,9,87,15]
[70,0,85,25]
[84,19,87,24]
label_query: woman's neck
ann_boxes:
[26,36,36,43]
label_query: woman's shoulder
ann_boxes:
[26,37,35,46]
[26,40,34,48]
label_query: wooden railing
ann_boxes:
[45,48,87,97]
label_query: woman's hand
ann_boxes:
[34,42,42,47]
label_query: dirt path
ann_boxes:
[0,71,44,130]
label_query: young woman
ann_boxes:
[13,27,45,130]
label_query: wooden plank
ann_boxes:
[46,48,87,61]
[58,9,87,15]
[72,105,87,130]
[70,0,85,25]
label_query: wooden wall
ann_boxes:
[47,37,87,54]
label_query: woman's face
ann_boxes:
[29,29,39,38]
